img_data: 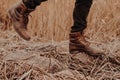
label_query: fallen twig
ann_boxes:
[18,69,33,80]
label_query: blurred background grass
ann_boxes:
[0,0,120,42]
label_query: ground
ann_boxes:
[0,29,120,80]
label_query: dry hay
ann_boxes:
[0,0,120,80]
[0,30,120,80]
[85,0,120,65]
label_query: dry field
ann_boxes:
[0,0,120,80]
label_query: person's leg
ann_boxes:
[71,0,92,33]
[69,0,104,56]
[8,0,47,40]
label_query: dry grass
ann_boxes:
[86,0,120,58]
[0,0,120,80]
[0,0,74,41]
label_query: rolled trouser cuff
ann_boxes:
[22,0,47,9]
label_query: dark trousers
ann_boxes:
[71,0,93,33]
[23,0,93,33]
[23,0,47,9]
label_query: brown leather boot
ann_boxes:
[69,32,104,57]
[8,1,34,40]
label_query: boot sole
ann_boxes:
[69,43,104,57]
